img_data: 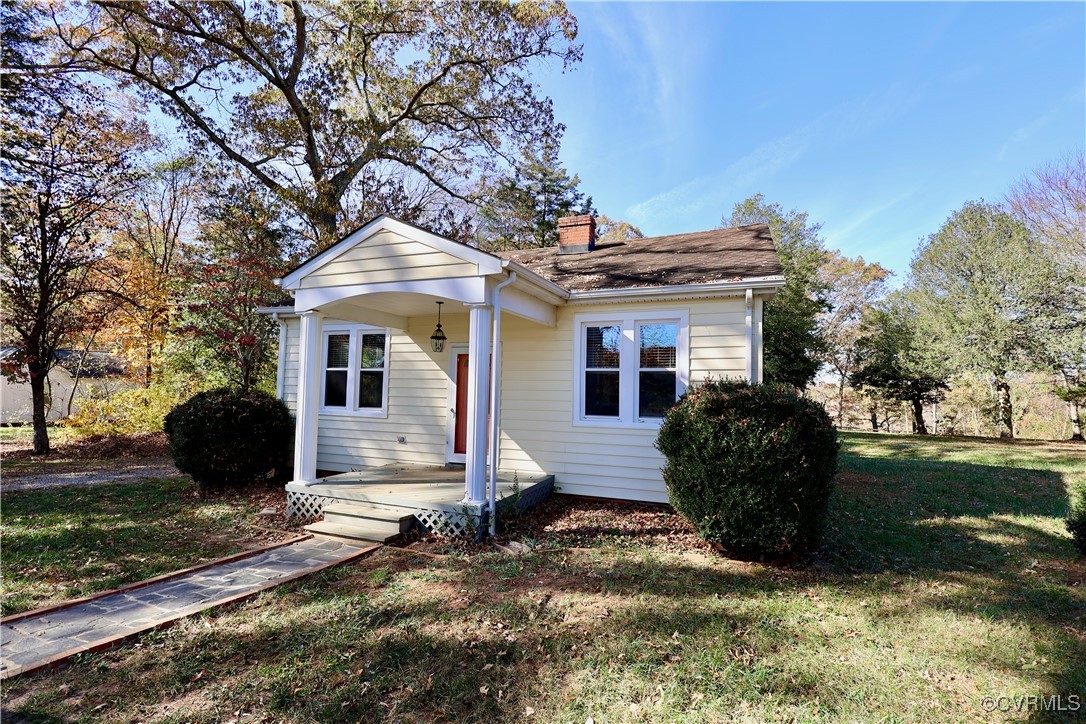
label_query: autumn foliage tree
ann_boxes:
[1,1,146,453]
[817,251,893,425]
[59,0,582,247]
[102,152,201,386]
[175,182,298,390]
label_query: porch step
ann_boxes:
[321,503,416,534]
[303,520,403,544]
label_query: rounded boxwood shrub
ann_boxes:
[164,388,294,492]
[656,379,839,559]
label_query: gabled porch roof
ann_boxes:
[275,215,563,328]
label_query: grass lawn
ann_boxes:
[4,432,1085,722]
[0,479,290,616]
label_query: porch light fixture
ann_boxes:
[429,301,447,353]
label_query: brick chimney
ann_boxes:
[557,214,596,254]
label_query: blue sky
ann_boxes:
[535,1,1085,277]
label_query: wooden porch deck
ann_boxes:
[285,466,554,535]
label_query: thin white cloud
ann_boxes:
[825,187,921,245]
[625,84,926,228]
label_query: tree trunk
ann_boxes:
[869,405,879,432]
[28,367,50,455]
[144,343,153,388]
[837,374,846,427]
[994,372,1014,439]
[911,397,928,435]
[1069,400,1084,442]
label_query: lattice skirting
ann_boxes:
[286,492,337,520]
[287,476,554,538]
[497,476,554,515]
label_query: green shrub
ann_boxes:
[1068,481,1086,556]
[656,379,839,559]
[164,388,294,491]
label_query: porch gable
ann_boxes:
[278,215,502,292]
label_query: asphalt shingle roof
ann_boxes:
[497,223,783,292]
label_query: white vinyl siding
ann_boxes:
[496,299,746,503]
[280,296,751,502]
[298,230,478,289]
[281,313,469,471]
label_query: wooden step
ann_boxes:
[304,520,401,544]
[321,503,415,534]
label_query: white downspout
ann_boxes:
[488,272,517,536]
[273,313,287,401]
[744,289,754,382]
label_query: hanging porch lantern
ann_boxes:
[429,301,447,353]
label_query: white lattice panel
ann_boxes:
[288,477,553,538]
[287,492,333,520]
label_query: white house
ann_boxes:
[263,214,784,541]
[0,348,128,425]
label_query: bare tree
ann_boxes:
[1008,151,1086,441]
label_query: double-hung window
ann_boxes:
[320,324,390,416]
[574,311,689,427]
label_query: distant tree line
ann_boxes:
[730,151,1084,441]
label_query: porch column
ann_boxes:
[294,310,323,485]
[464,303,492,504]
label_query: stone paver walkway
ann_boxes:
[1,536,377,679]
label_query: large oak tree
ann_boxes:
[58,0,581,247]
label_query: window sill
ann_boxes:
[571,417,664,430]
[318,408,389,419]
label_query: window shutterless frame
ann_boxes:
[319,323,391,418]
[572,310,689,429]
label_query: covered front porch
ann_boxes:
[271,216,567,538]
[286,466,555,537]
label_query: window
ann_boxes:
[574,311,688,427]
[321,325,390,416]
[638,323,678,418]
[584,324,621,418]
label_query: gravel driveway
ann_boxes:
[1,457,183,492]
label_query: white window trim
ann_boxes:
[572,310,689,429]
[319,323,391,418]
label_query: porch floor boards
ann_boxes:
[285,465,552,512]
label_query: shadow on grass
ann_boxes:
[5,440,1083,721]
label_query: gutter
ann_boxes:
[255,306,298,317]
[500,260,570,304]
[565,276,786,304]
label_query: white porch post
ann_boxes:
[293,310,323,485]
[464,303,492,504]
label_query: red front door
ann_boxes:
[453,353,491,457]
[454,354,470,455]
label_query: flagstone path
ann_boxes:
[1,535,377,679]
